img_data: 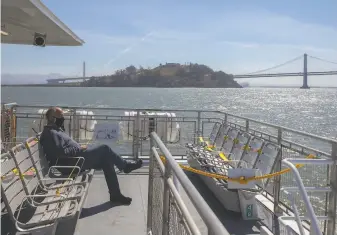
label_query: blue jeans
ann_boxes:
[79,144,127,195]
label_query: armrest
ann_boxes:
[46,181,87,190]
[40,177,74,182]
[47,166,81,179]
[55,157,85,169]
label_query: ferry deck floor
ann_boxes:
[1,167,262,235]
[75,167,261,235]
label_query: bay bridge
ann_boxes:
[47,54,337,89]
[233,54,337,89]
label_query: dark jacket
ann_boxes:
[40,125,81,165]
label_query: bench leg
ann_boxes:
[54,213,79,235]
[28,223,57,235]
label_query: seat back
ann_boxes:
[238,136,265,169]
[253,142,281,188]
[10,144,40,195]
[230,131,251,166]
[209,122,221,145]
[220,127,239,157]
[1,153,26,220]
[25,137,49,178]
[213,125,230,148]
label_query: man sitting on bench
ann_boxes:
[40,107,143,205]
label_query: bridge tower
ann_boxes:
[82,61,86,82]
[300,53,309,89]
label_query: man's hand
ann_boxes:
[80,145,87,150]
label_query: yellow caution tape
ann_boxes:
[242,145,251,151]
[218,152,229,161]
[12,168,19,175]
[160,154,316,184]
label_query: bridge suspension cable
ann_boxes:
[244,55,303,75]
[308,55,337,66]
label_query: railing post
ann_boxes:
[146,120,156,234]
[327,142,337,235]
[76,109,81,141]
[273,128,283,234]
[197,111,201,138]
[133,111,140,159]
[173,173,180,192]
[162,159,172,235]
[71,108,77,139]
[163,116,168,144]
[208,229,214,235]
[9,105,17,148]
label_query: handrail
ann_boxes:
[6,102,337,145]
[217,111,337,144]
[281,159,324,235]
[151,132,230,235]
[151,147,201,235]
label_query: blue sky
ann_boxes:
[1,0,337,86]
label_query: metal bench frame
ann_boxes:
[186,123,281,214]
[1,135,95,234]
[1,154,79,235]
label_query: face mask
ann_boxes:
[54,117,65,130]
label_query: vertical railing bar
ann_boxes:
[146,148,154,234]
[146,121,156,234]
[76,110,80,141]
[173,172,180,193]
[162,157,171,235]
[273,128,282,234]
[134,111,140,159]
[164,116,168,144]
[324,162,330,234]
[132,114,136,157]
[326,142,337,235]
[197,111,201,140]
[11,105,18,148]
[224,113,228,126]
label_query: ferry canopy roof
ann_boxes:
[1,0,84,46]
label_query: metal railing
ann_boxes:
[279,158,334,235]
[221,112,337,235]
[1,103,17,152]
[147,131,229,235]
[1,103,336,235]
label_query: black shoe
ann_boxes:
[123,159,143,174]
[110,194,132,205]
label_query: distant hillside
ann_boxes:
[83,63,241,88]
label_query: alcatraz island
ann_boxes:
[5,63,242,88]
